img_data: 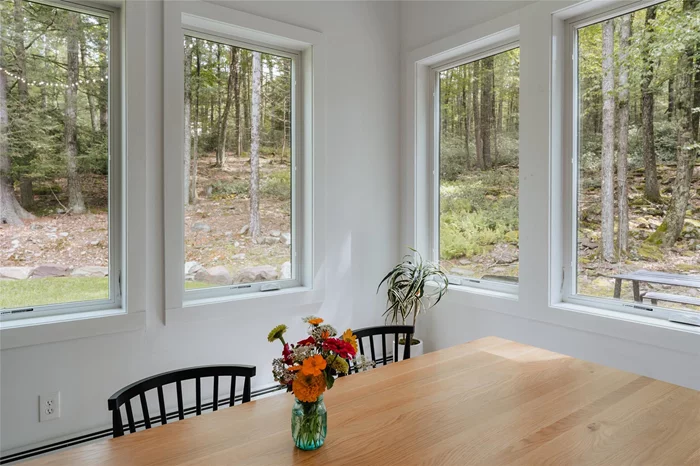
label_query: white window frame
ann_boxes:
[0,0,122,322]
[181,31,302,302]
[428,40,520,295]
[163,1,324,314]
[562,0,700,326]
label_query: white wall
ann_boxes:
[0,0,400,452]
[400,0,700,392]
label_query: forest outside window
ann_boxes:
[569,0,700,317]
[183,33,296,295]
[435,46,520,291]
[0,0,119,319]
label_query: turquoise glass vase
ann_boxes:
[291,395,327,450]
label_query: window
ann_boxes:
[435,46,520,291]
[182,33,298,296]
[568,0,700,318]
[0,0,120,319]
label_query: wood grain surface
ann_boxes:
[23,337,700,465]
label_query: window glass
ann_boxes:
[183,36,293,290]
[438,48,520,285]
[0,1,111,310]
[575,0,700,311]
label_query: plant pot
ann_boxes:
[394,338,423,361]
[291,395,327,450]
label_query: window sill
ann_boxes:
[447,282,518,301]
[0,309,146,350]
[167,286,323,323]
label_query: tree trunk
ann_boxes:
[98,32,108,132]
[461,68,470,170]
[244,53,251,151]
[190,45,201,204]
[216,47,237,167]
[183,38,192,206]
[1,12,31,225]
[617,14,631,256]
[493,70,500,166]
[641,6,661,202]
[601,19,615,262]
[233,45,241,157]
[661,0,699,247]
[80,32,98,133]
[249,52,262,240]
[667,77,675,121]
[472,62,482,170]
[216,44,221,142]
[20,177,33,209]
[65,12,86,215]
[13,0,27,103]
[480,56,493,169]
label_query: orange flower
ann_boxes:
[288,365,302,372]
[292,373,326,403]
[321,330,330,340]
[301,354,327,376]
[342,328,358,352]
[308,317,324,325]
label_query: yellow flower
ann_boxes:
[292,373,326,403]
[301,354,327,376]
[308,317,324,325]
[327,355,349,374]
[342,328,358,352]
[267,324,288,344]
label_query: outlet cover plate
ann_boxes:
[39,391,60,422]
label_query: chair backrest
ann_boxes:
[351,325,415,369]
[108,365,255,437]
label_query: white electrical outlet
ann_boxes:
[39,392,60,422]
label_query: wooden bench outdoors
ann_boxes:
[641,292,700,307]
[612,270,700,308]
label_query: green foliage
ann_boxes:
[211,179,249,198]
[262,169,291,200]
[439,168,519,261]
[377,249,449,328]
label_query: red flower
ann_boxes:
[282,343,293,365]
[322,338,356,359]
[297,336,316,347]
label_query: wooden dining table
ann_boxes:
[25,337,700,465]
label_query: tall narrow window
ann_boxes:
[183,35,295,292]
[572,0,700,315]
[1,0,118,317]
[437,47,520,289]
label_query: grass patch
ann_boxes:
[0,277,108,309]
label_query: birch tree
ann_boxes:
[601,19,615,262]
[617,14,631,255]
[249,51,262,240]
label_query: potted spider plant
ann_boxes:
[377,249,448,359]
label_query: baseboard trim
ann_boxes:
[0,384,286,464]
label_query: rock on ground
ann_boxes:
[0,267,34,280]
[192,222,211,233]
[32,264,71,278]
[195,266,232,285]
[236,265,278,283]
[71,266,109,277]
[281,261,292,280]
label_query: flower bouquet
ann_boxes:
[268,317,373,450]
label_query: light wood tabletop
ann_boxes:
[24,337,700,465]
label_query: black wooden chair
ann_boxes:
[108,365,255,437]
[351,325,415,370]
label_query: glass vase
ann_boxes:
[291,395,327,450]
